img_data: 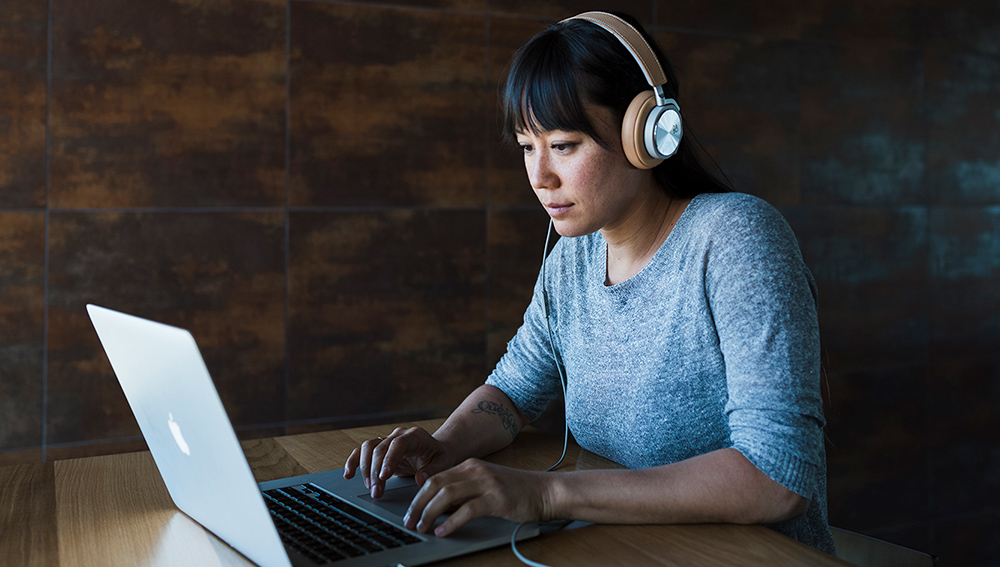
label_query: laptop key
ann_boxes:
[305,486,416,540]
[264,484,423,563]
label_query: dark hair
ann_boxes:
[500,13,732,198]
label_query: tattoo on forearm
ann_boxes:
[471,401,518,440]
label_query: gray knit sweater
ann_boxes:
[486,192,835,554]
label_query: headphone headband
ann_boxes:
[561,11,682,167]
[563,11,669,104]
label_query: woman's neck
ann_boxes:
[602,188,689,286]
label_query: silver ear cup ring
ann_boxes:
[645,101,682,160]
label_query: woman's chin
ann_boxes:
[552,219,596,238]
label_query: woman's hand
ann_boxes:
[343,426,454,499]
[403,458,555,537]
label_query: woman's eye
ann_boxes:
[519,144,534,153]
[552,143,575,152]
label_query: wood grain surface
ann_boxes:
[0,420,851,566]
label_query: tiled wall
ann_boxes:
[1,0,998,563]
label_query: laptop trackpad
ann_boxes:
[357,478,524,542]
[358,482,420,518]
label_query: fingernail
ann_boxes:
[421,471,430,482]
[380,467,389,480]
[364,478,369,489]
[434,526,445,537]
[403,513,411,525]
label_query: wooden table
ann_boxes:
[0,419,851,566]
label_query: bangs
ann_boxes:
[500,30,607,147]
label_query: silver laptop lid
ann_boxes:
[87,304,291,567]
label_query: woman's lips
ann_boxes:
[544,203,572,217]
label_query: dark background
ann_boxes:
[1,0,998,564]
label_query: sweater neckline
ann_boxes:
[597,193,703,291]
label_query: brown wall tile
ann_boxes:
[933,513,1000,565]
[800,41,925,206]
[49,0,286,208]
[658,32,801,205]
[290,3,487,207]
[0,213,45,452]
[922,0,1000,58]
[928,207,1000,358]
[46,212,286,445]
[487,209,550,368]
[825,365,931,532]
[927,358,1000,519]
[783,206,929,370]
[358,0,486,9]
[487,17,546,208]
[288,210,486,422]
[0,0,47,208]
[488,1,653,22]
[798,0,924,46]
[924,49,1000,206]
[657,0,801,39]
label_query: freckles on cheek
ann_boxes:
[586,161,618,194]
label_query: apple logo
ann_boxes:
[167,413,191,456]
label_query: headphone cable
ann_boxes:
[541,219,570,473]
[511,219,571,567]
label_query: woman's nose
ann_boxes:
[528,151,558,190]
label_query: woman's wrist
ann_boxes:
[431,433,458,470]
[541,471,572,521]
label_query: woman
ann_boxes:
[343,11,834,554]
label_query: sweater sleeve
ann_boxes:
[485,244,564,422]
[704,196,826,499]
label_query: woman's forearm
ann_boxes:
[546,447,808,525]
[432,384,529,466]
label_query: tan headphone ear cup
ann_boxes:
[621,90,664,170]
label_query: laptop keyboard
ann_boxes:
[263,483,422,565]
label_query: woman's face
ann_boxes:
[515,104,653,238]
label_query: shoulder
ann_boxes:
[687,192,790,235]
[682,193,806,275]
[686,192,798,247]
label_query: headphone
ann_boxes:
[562,12,683,170]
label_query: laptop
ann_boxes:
[86,304,540,567]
